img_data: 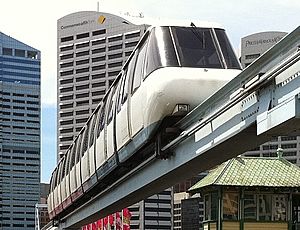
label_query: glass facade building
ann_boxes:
[0,32,41,230]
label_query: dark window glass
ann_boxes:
[77,32,89,39]
[93,29,106,36]
[89,115,97,147]
[76,92,89,99]
[108,70,120,77]
[97,100,107,136]
[125,31,140,39]
[60,78,73,85]
[76,67,89,74]
[92,73,106,79]
[61,36,73,43]
[60,61,73,68]
[76,84,89,90]
[60,70,73,76]
[15,49,25,57]
[92,56,106,62]
[108,35,123,42]
[215,29,241,69]
[92,81,105,88]
[92,38,106,46]
[172,26,222,68]
[132,40,148,93]
[76,42,89,49]
[125,41,138,48]
[61,53,74,60]
[108,53,122,60]
[75,135,83,163]
[82,123,90,154]
[145,28,162,77]
[76,50,89,57]
[60,86,73,93]
[76,75,89,82]
[92,64,106,71]
[107,87,116,124]
[108,61,122,68]
[3,48,13,56]
[92,47,106,54]
[76,59,89,65]
[109,44,122,51]
[60,45,74,52]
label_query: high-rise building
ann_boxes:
[240,31,287,68]
[57,11,148,158]
[0,32,41,230]
[57,11,174,229]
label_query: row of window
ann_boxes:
[60,30,140,44]
[60,62,123,76]
[60,42,138,60]
[61,29,106,43]
[2,47,39,59]
[60,53,124,68]
[205,192,288,221]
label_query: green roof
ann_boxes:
[189,156,300,192]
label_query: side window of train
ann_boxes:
[81,123,90,155]
[75,134,83,164]
[61,157,66,179]
[69,144,76,170]
[65,149,71,175]
[117,70,128,113]
[97,100,107,137]
[89,115,97,148]
[132,39,148,94]
[107,85,117,125]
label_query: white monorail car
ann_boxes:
[48,23,241,220]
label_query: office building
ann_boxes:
[240,31,287,68]
[0,32,41,229]
[57,11,148,158]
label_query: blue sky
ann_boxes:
[0,0,300,182]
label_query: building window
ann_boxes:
[60,45,74,52]
[27,51,38,59]
[15,49,26,57]
[244,194,257,220]
[76,42,90,49]
[93,29,106,36]
[92,47,106,54]
[76,32,89,39]
[258,194,272,221]
[125,31,140,39]
[108,35,123,42]
[3,47,13,56]
[61,36,73,43]
[204,193,218,221]
[76,50,89,57]
[108,44,122,51]
[223,192,239,220]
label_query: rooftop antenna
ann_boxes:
[97,1,100,12]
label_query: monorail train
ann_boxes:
[48,23,241,220]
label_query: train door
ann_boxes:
[116,70,131,150]
[129,39,148,136]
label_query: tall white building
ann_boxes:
[57,11,148,158]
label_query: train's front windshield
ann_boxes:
[170,26,241,69]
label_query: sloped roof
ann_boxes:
[189,156,300,193]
